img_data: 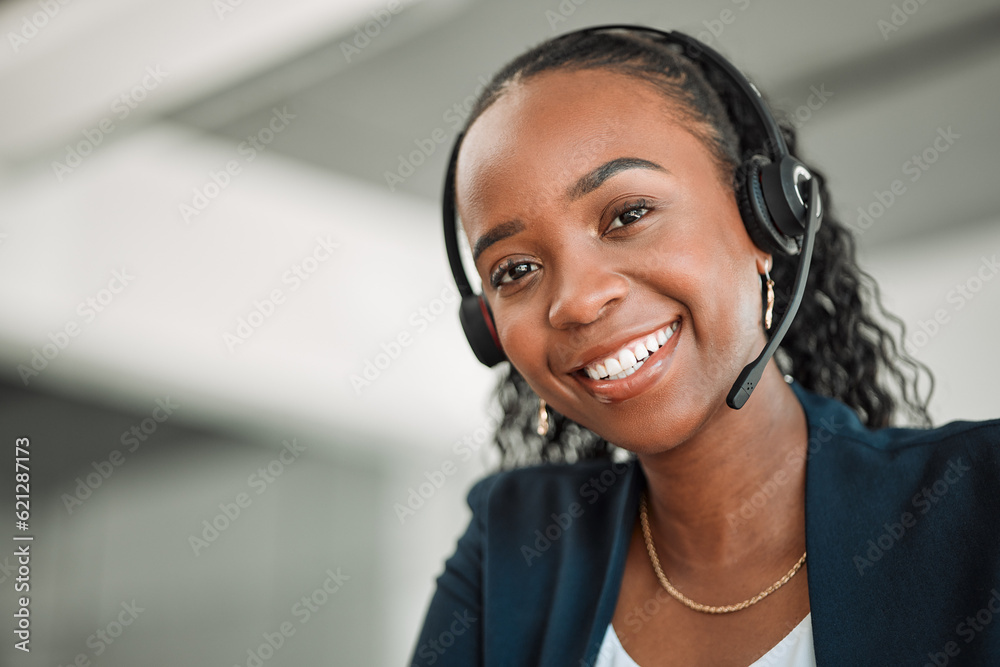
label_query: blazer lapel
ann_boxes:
[575,459,644,666]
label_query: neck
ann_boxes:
[637,366,809,574]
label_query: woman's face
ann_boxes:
[456,68,771,453]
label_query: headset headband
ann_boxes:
[587,26,789,159]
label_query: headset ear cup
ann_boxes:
[735,155,801,256]
[760,156,811,237]
[458,295,506,367]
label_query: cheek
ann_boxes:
[641,213,760,355]
[681,252,763,380]
[493,299,589,401]
[493,305,550,379]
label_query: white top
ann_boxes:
[594,612,816,667]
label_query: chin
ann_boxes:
[579,395,714,457]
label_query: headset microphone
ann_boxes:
[441,25,825,409]
[726,175,822,409]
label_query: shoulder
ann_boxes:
[462,456,638,567]
[442,459,637,662]
[799,384,1000,571]
[851,410,1000,458]
[836,414,1000,515]
[797,391,1000,661]
[793,381,1000,483]
[873,415,1000,488]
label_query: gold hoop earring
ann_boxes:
[537,398,549,436]
[763,268,775,331]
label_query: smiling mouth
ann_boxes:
[576,320,680,381]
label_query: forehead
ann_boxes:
[454,68,701,222]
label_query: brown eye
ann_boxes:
[607,202,651,232]
[491,260,539,288]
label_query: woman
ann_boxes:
[409,26,1000,666]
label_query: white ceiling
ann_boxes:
[0,0,459,158]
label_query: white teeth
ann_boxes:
[581,320,680,381]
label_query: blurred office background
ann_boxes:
[0,0,998,664]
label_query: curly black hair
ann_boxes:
[453,28,935,468]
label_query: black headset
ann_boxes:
[442,25,823,410]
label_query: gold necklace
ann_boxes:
[638,490,807,614]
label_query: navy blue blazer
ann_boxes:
[409,381,1000,666]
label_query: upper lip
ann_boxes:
[565,318,680,374]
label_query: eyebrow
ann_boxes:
[568,157,667,200]
[472,219,524,263]
[470,157,666,263]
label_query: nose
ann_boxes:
[546,251,629,331]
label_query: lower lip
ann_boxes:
[573,320,682,403]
